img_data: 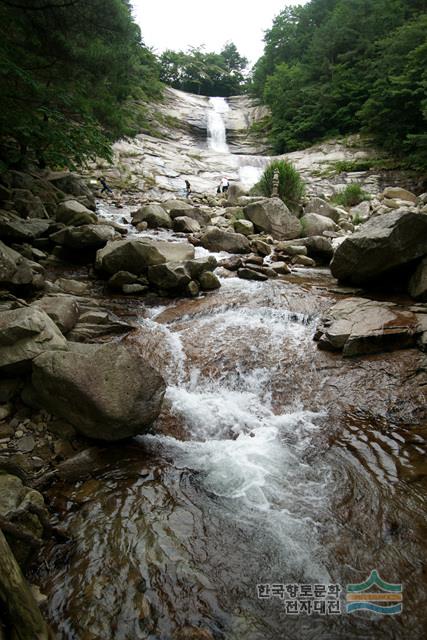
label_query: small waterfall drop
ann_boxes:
[207,97,230,153]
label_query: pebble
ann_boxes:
[15,430,24,438]
[16,435,35,453]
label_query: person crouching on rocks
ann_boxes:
[185,179,191,199]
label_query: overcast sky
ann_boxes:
[131,1,308,67]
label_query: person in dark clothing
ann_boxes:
[185,179,191,198]
[221,177,229,193]
[98,177,113,194]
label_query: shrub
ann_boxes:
[332,184,370,208]
[252,159,305,209]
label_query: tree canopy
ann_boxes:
[0,0,162,170]
[251,0,427,168]
[159,43,248,97]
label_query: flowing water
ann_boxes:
[207,98,230,154]
[34,102,427,640]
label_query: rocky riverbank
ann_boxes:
[1,149,427,638]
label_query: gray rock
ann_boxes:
[67,309,134,342]
[0,307,67,373]
[56,200,97,226]
[330,210,427,285]
[291,255,316,267]
[132,204,172,229]
[31,294,80,334]
[233,219,254,236]
[271,261,291,275]
[32,342,166,441]
[304,197,341,222]
[200,228,250,254]
[251,239,271,256]
[280,245,307,257]
[0,240,44,290]
[50,224,115,249]
[96,238,194,275]
[382,187,417,204]
[244,198,301,240]
[162,199,193,213]
[147,262,191,290]
[0,473,47,565]
[169,207,211,226]
[54,278,89,295]
[185,256,218,279]
[316,297,421,356]
[108,271,139,289]
[409,257,427,301]
[0,218,50,242]
[198,271,221,290]
[122,283,148,294]
[237,268,268,281]
[172,216,201,233]
[300,213,337,237]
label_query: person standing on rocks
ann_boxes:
[221,177,229,193]
[185,179,191,199]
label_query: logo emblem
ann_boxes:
[346,570,402,615]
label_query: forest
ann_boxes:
[0,0,426,170]
[251,0,427,168]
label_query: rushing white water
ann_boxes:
[207,97,230,153]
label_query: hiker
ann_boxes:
[221,177,229,193]
[98,176,112,194]
[185,179,191,199]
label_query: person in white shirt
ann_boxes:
[221,177,229,193]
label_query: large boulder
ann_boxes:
[304,197,341,223]
[0,474,47,566]
[162,199,193,214]
[50,224,115,249]
[131,204,171,229]
[169,207,211,227]
[0,218,50,242]
[408,257,427,301]
[0,240,44,290]
[199,228,251,254]
[31,294,80,334]
[0,307,67,373]
[300,213,337,237]
[243,198,301,240]
[382,187,417,204]
[172,216,201,233]
[32,342,166,441]
[56,200,97,227]
[147,262,191,290]
[47,172,94,203]
[96,238,195,276]
[330,210,427,285]
[315,297,421,356]
[184,256,217,279]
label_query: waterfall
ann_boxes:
[207,97,230,153]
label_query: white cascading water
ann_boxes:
[138,276,332,580]
[207,97,230,153]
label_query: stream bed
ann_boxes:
[33,228,427,639]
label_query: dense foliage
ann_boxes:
[159,43,248,96]
[0,0,162,170]
[251,159,305,208]
[251,0,427,168]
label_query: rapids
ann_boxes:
[33,99,427,640]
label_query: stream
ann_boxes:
[33,99,427,640]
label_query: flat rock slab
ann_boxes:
[315,297,426,356]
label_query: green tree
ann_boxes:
[0,0,161,170]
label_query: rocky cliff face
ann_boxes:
[92,87,423,204]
